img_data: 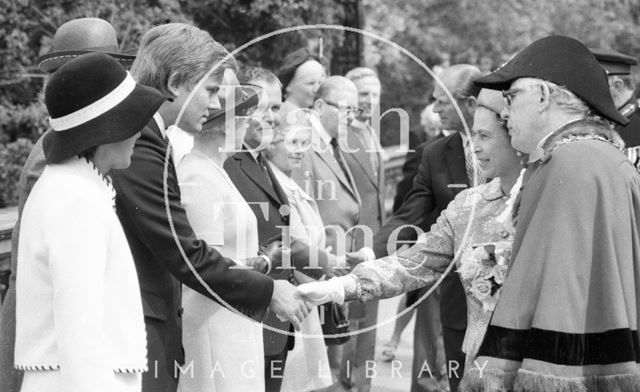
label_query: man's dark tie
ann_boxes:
[257,152,274,188]
[330,137,350,178]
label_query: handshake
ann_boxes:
[255,239,368,330]
[268,277,348,330]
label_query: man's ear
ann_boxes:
[465,96,477,111]
[166,72,181,98]
[538,84,552,112]
[312,99,322,112]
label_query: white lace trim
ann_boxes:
[15,363,148,373]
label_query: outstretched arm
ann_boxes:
[299,200,459,304]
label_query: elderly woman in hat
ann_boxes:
[296,88,525,372]
[278,48,327,124]
[263,112,336,392]
[14,52,165,392]
[175,78,278,392]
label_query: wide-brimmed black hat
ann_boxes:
[43,52,166,164]
[474,35,628,126]
[37,18,136,73]
[590,48,638,76]
[204,84,262,127]
[277,48,325,90]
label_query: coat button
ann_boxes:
[178,307,184,317]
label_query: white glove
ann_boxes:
[296,278,345,305]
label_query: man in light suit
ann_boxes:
[292,76,364,379]
[372,65,482,392]
[336,67,386,392]
[294,76,362,258]
[109,24,309,392]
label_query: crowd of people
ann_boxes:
[1,15,640,392]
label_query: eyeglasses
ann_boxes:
[321,99,363,116]
[502,84,543,106]
[501,87,528,106]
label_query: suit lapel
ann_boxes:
[444,132,469,186]
[347,128,378,188]
[236,152,285,205]
[313,139,359,200]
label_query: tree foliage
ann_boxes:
[363,0,640,144]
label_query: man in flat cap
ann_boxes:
[592,48,640,164]
[463,35,640,391]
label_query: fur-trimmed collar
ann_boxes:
[540,118,625,161]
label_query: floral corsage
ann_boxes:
[457,241,512,312]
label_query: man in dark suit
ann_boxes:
[337,67,387,392]
[372,64,482,392]
[224,67,295,392]
[109,24,309,392]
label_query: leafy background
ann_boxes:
[2,0,640,206]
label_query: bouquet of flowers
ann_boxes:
[457,241,512,312]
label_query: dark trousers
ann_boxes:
[442,326,466,392]
[265,348,289,392]
[142,318,179,392]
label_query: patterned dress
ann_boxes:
[341,178,515,364]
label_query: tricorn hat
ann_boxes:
[43,52,166,164]
[474,35,627,126]
[37,18,136,73]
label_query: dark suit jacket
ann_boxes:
[393,132,444,212]
[224,150,292,356]
[615,98,640,148]
[373,132,468,330]
[110,120,274,389]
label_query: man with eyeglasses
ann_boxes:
[371,64,483,392]
[293,76,364,264]
[590,48,640,167]
[463,35,640,391]
[327,67,387,392]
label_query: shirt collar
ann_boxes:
[166,126,193,165]
[153,112,166,137]
[528,131,554,163]
[481,177,506,201]
[310,113,333,145]
[528,118,585,163]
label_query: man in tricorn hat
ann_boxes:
[0,17,137,392]
[463,35,640,391]
[591,48,640,164]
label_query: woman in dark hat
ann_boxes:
[278,48,327,122]
[14,52,165,392]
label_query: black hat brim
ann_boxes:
[37,49,136,73]
[204,85,262,127]
[43,83,165,164]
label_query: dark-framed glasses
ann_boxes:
[321,99,363,116]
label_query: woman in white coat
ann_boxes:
[15,53,165,392]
